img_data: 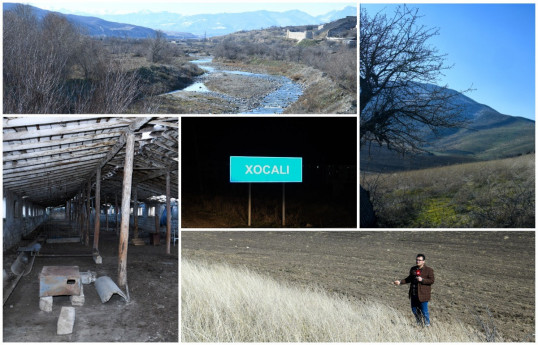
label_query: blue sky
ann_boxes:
[361,4,535,121]
[25,1,356,16]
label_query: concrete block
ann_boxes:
[39,296,53,312]
[70,284,85,306]
[93,254,102,265]
[57,306,75,335]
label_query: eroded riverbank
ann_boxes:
[159,57,303,114]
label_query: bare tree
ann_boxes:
[147,30,169,63]
[360,5,469,154]
[3,4,142,114]
[3,6,74,113]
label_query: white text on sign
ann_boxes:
[245,165,290,175]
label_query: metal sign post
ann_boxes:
[248,183,252,227]
[282,183,285,227]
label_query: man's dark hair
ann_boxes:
[417,254,426,260]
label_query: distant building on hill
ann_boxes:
[286,29,314,41]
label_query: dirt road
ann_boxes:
[181,231,535,342]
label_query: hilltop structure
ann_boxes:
[285,16,357,46]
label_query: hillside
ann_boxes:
[361,154,535,228]
[3,3,195,39]
[61,6,357,37]
[361,86,535,172]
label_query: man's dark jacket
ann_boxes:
[399,264,435,302]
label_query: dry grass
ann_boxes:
[362,154,535,227]
[182,259,485,342]
[181,195,355,228]
[216,58,356,114]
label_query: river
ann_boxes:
[169,57,303,114]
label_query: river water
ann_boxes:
[171,57,303,114]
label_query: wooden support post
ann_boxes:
[118,132,135,287]
[76,194,81,234]
[133,186,138,239]
[75,195,79,229]
[80,194,86,240]
[115,194,119,236]
[93,167,101,252]
[86,179,91,246]
[105,195,108,232]
[166,171,171,255]
[154,205,160,234]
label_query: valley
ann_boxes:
[3,3,357,114]
[160,57,303,114]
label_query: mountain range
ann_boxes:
[3,3,356,38]
[361,86,535,172]
[89,6,357,36]
[3,3,164,38]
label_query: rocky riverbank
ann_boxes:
[214,59,357,114]
[141,57,355,114]
[157,60,300,114]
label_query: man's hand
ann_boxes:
[393,280,400,286]
[417,276,423,282]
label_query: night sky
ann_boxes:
[181,117,357,169]
[181,117,357,227]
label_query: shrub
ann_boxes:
[362,154,535,227]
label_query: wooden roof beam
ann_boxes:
[3,131,123,152]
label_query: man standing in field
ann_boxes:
[393,254,435,327]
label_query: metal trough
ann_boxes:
[39,266,81,297]
[94,276,128,303]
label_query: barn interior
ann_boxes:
[2,116,179,342]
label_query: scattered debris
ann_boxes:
[70,285,85,306]
[39,296,53,312]
[57,307,75,335]
[39,266,81,297]
[80,271,96,285]
[11,252,32,276]
[93,253,103,265]
[95,276,128,303]
[132,238,145,246]
[46,237,81,244]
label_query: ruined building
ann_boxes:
[3,116,179,342]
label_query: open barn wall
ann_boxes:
[88,202,179,234]
[3,188,47,250]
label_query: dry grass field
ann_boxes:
[182,259,482,342]
[181,231,535,342]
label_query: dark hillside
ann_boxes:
[361,85,535,172]
[4,2,162,38]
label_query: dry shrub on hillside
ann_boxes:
[213,35,356,92]
[3,4,187,114]
[362,154,535,227]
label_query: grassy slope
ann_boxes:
[428,118,535,160]
[182,259,484,342]
[361,154,535,228]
